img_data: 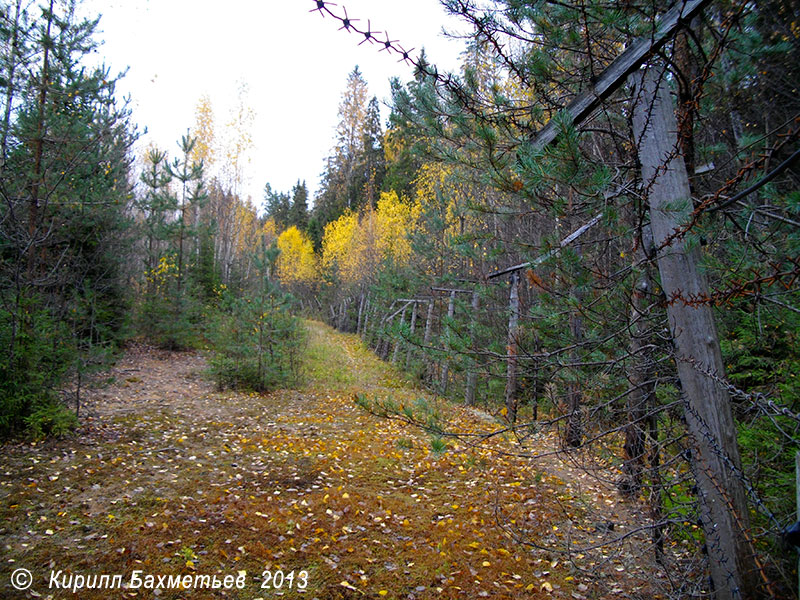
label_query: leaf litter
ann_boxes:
[0,322,657,599]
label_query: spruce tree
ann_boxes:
[288,180,309,231]
[263,182,290,230]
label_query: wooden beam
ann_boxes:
[440,290,457,394]
[529,0,712,151]
[487,212,603,279]
[430,287,472,294]
[386,300,414,322]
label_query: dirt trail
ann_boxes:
[0,321,653,599]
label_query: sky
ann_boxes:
[79,0,468,207]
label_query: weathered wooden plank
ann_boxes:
[487,212,602,279]
[530,0,712,150]
[440,290,457,394]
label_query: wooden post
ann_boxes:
[362,295,371,339]
[423,299,435,382]
[392,304,408,364]
[405,301,418,369]
[464,289,480,406]
[505,272,520,422]
[440,290,456,394]
[356,291,365,335]
[423,299,435,346]
[376,308,390,358]
[380,313,392,360]
[633,64,755,600]
[529,0,712,150]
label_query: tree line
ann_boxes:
[0,0,306,437]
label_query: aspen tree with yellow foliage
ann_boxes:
[276,226,318,302]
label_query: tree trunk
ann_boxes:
[564,293,583,447]
[464,289,480,406]
[505,272,520,423]
[28,0,54,282]
[674,24,698,178]
[620,226,656,497]
[632,64,756,600]
[338,299,347,331]
[1,0,22,166]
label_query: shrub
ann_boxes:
[0,301,76,437]
[208,284,304,393]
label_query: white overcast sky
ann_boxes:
[79,0,467,206]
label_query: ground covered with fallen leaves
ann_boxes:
[1,321,657,599]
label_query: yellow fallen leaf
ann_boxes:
[339,580,360,592]
[379,591,388,596]
[541,582,553,592]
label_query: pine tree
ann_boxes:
[1,0,134,435]
[168,132,206,293]
[136,148,174,283]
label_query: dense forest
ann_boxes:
[2,0,799,598]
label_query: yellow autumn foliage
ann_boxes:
[321,210,359,278]
[260,217,278,247]
[321,191,418,287]
[375,191,417,264]
[234,199,259,257]
[277,226,316,286]
[190,94,215,170]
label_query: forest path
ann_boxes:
[0,321,645,599]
